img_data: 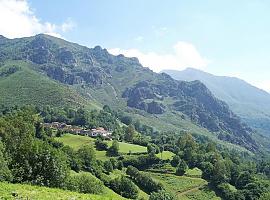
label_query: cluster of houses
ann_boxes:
[42,122,112,140]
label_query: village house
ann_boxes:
[79,129,91,136]
[90,127,112,140]
[41,122,112,140]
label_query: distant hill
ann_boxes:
[0,34,261,152]
[163,68,270,137]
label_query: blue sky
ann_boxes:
[0,0,269,91]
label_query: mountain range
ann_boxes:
[0,34,265,152]
[163,68,270,138]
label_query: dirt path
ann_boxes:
[177,186,201,196]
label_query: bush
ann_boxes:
[77,145,96,171]
[0,141,12,181]
[126,165,163,193]
[171,155,180,167]
[109,158,118,169]
[217,183,236,200]
[123,154,161,170]
[61,145,81,172]
[13,140,70,188]
[95,139,108,151]
[236,171,254,189]
[99,172,111,186]
[126,165,140,178]
[176,159,187,176]
[107,140,119,156]
[110,176,139,199]
[65,172,104,194]
[201,162,214,180]
[147,143,160,155]
[117,160,124,170]
[120,115,133,125]
[104,160,113,174]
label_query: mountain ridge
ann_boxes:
[0,34,261,152]
[163,68,270,137]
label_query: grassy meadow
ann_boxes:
[56,133,148,158]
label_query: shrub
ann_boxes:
[110,176,139,199]
[65,172,104,194]
[126,165,140,178]
[126,165,163,193]
[104,160,113,174]
[147,143,160,155]
[61,145,81,172]
[18,141,69,188]
[95,139,108,151]
[0,141,12,181]
[120,115,133,125]
[117,160,124,170]
[176,159,187,176]
[77,145,96,171]
[109,158,118,169]
[123,154,161,170]
[217,183,236,200]
[107,140,119,156]
[99,172,111,186]
[171,155,180,167]
[236,171,254,189]
[201,161,214,180]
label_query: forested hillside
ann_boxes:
[0,106,269,200]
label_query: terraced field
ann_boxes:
[146,172,221,200]
[56,134,220,200]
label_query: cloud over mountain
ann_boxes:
[0,0,75,38]
[109,41,210,72]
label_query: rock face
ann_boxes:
[0,34,259,152]
[57,48,76,65]
[147,101,166,114]
[164,68,270,137]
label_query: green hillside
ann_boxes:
[0,107,268,200]
[0,60,91,109]
[0,34,262,152]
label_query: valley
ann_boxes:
[0,35,269,200]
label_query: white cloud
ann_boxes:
[109,41,210,72]
[61,18,76,32]
[0,0,75,39]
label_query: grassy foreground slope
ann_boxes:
[0,182,126,200]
